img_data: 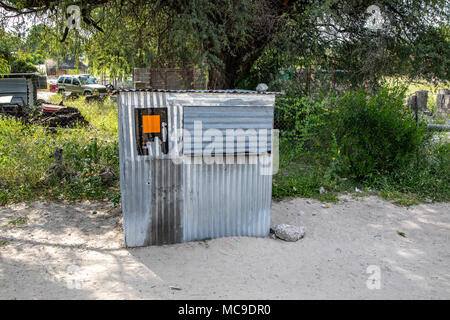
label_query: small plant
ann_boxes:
[397,231,406,238]
[393,199,419,206]
[8,216,27,226]
[0,239,11,246]
[0,97,120,205]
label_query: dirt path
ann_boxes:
[37,90,57,101]
[0,195,449,299]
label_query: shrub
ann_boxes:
[10,56,38,73]
[274,96,332,142]
[300,87,430,180]
[0,97,120,205]
[273,86,448,201]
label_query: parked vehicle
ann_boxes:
[48,80,58,92]
[56,75,107,96]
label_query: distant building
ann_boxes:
[45,58,88,76]
[45,59,57,75]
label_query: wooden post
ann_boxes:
[164,69,168,90]
[436,89,450,114]
[415,90,428,111]
[408,94,418,124]
[149,66,153,89]
[305,66,310,96]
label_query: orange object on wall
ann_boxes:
[142,115,161,133]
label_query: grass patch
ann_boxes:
[393,199,419,206]
[273,137,449,203]
[0,239,11,246]
[273,87,450,202]
[397,231,406,238]
[8,216,27,226]
[0,95,120,206]
[380,190,420,206]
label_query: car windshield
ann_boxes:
[80,76,97,84]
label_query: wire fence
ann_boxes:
[274,67,354,141]
[133,67,208,90]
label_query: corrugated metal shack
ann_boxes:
[118,89,277,247]
[0,73,47,106]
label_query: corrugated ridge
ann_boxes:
[182,156,272,242]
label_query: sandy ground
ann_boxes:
[0,195,449,300]
[37,90,57,101]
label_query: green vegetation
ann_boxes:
[0,29,41,73]
[273,87,450,203]
[1,87,449,206]
[397,231,407,238]
[0,239,11,246]
[8,216,27,226]
[0,96,120,206]
[0,1,448,206]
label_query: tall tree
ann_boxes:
[1,0,448,88]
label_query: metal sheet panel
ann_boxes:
[182,155,272,242]
[0,78,28,106]
[37,76,48,89]
[27,78,36,106]
[183,106,273,155]
[118,91,184,246]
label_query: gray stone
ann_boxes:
[272,224,306,241]
[256,83,269,92]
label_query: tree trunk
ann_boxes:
[208,54,247,89]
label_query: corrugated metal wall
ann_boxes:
[0,77,38,106]
[0,78,28,106]
[183,105,273,155]
[183,156,272,242]
[118,91,275,247]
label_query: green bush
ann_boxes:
[10,56,38,73]
[273,87,448,202]
[373,141,450,201]
[0,97,120,205]
[274,96,332,141]
[300,87,429,180]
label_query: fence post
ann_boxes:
[149,68,152,89]
[415,90,428,111]
[164,69,168,90]
[408,94,418,125]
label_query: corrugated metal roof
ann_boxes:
[0,78,28,106]
[116,88,281,95]
[0,73,41,78]
[183,105,273,155]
